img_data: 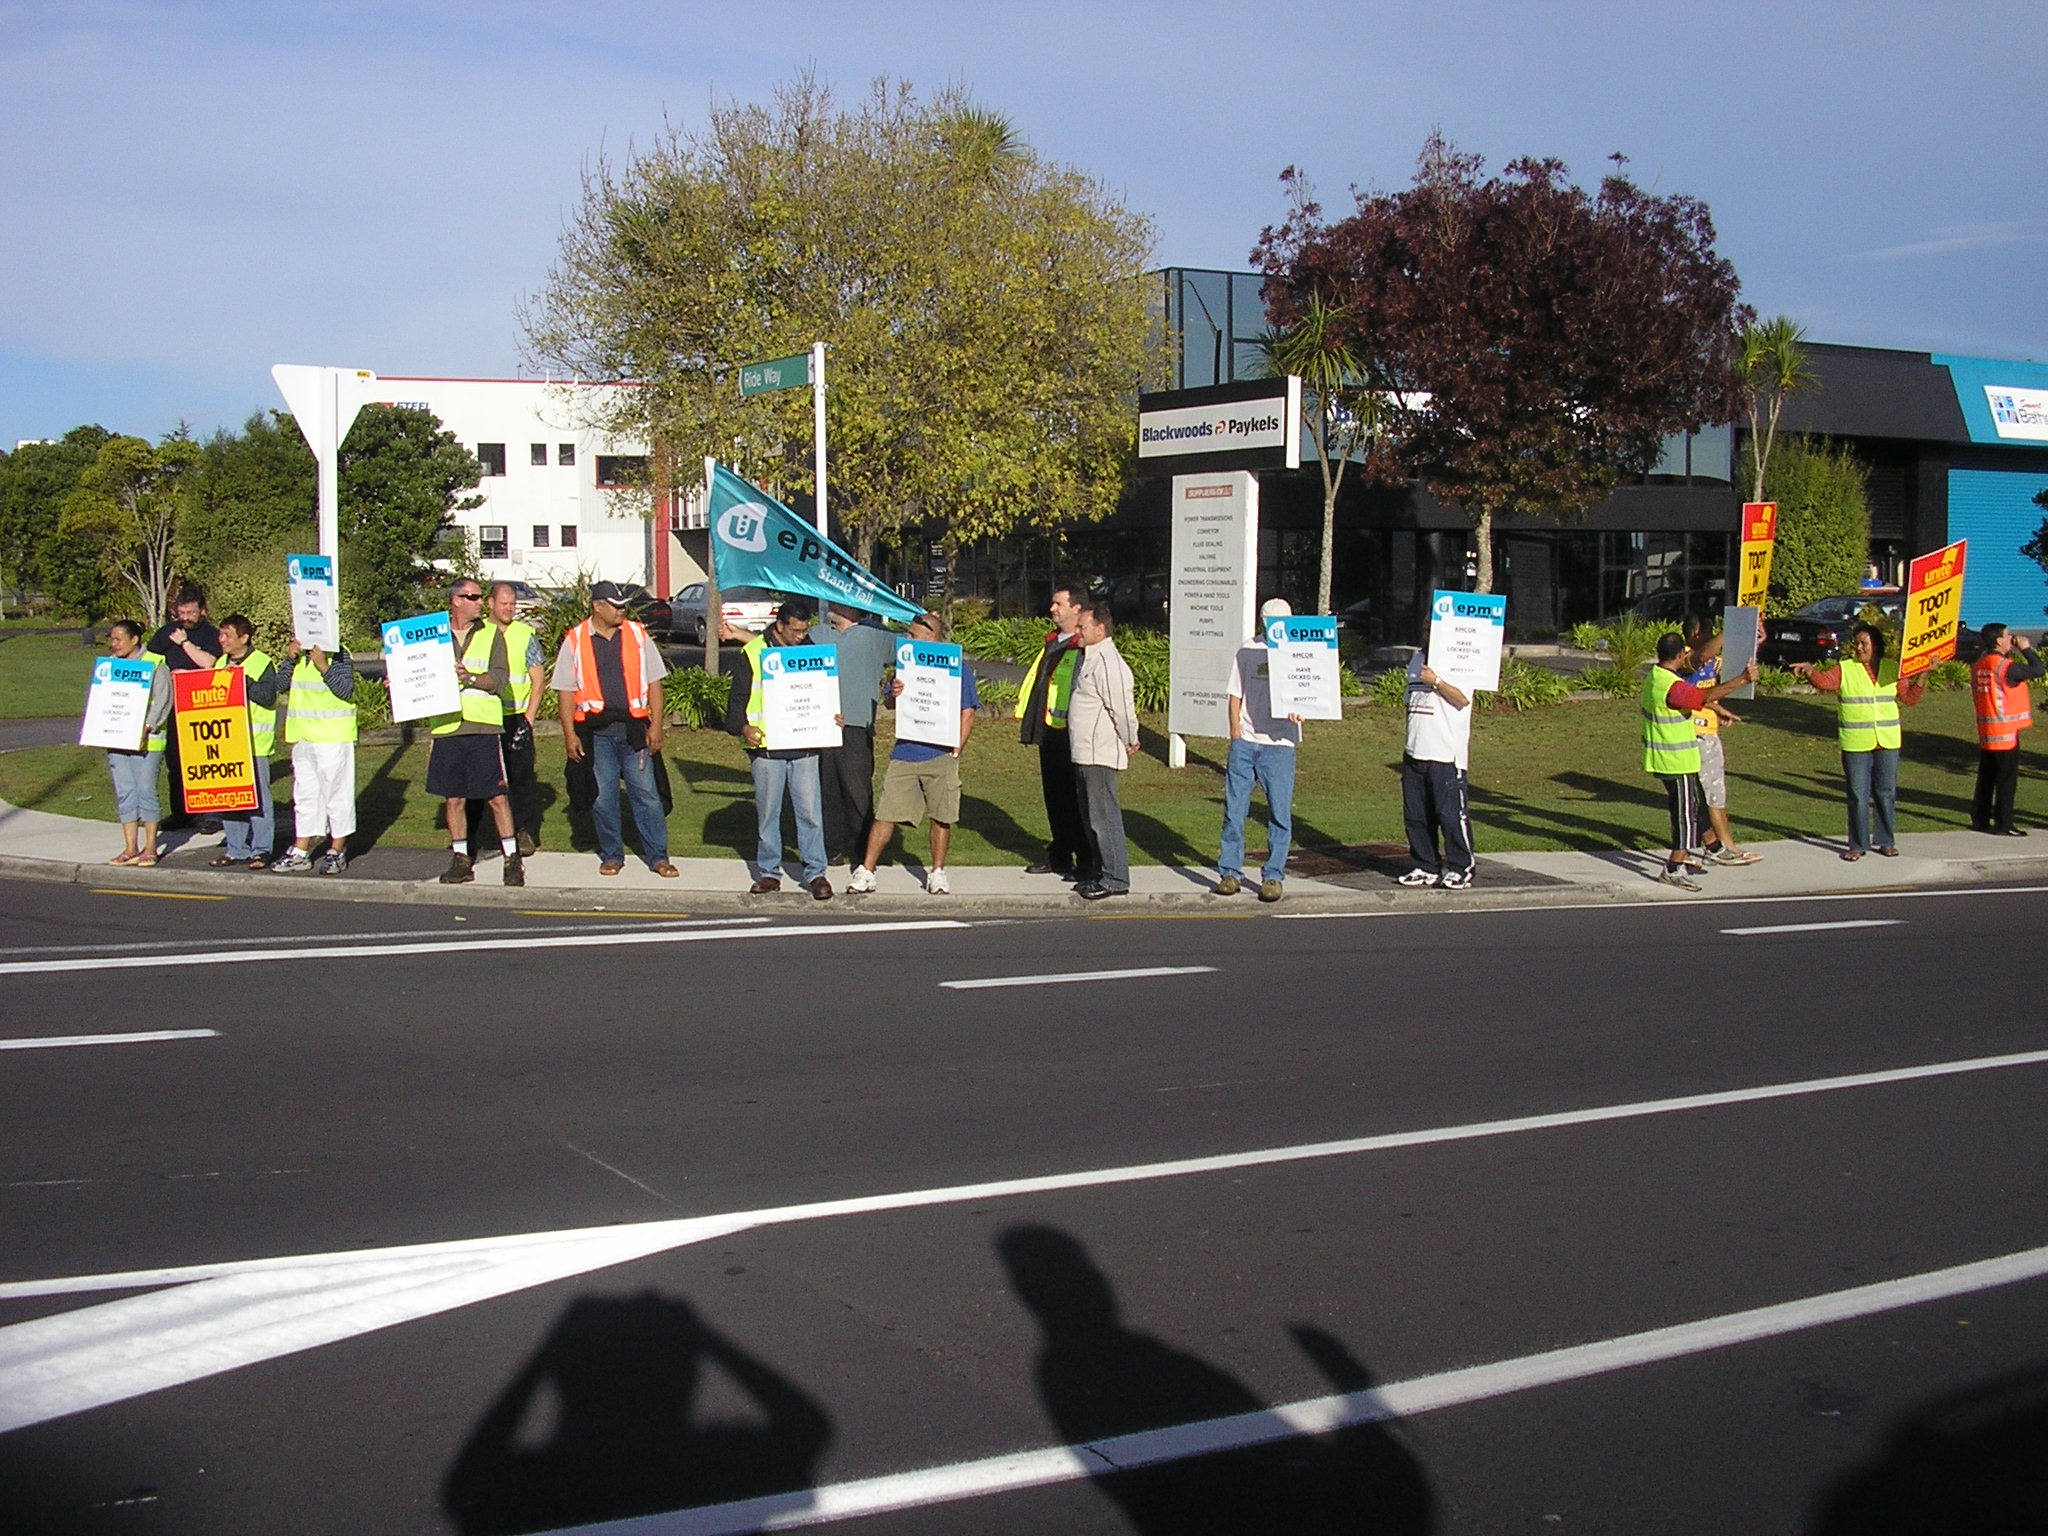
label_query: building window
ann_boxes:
[476,443,507,477]
[595,454,648,488]
[479,525,508,560]
[530,443,548,467]
[531,525,550,549]
[560,525,578,549]
[557,443,576,466]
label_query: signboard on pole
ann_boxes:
[381,612,461,723]
[1138,379,1302,474]
[895,637,965,750]
[1720,605,1762,701]
[1168,470,1260,739]
[171,668,259,814]
[287,553,340,650]
[759,645,842,751]
[79,656,158,750]
[739,353,812,397]
[1900,540,1968,679]
[1427,590,1507,694]
[1736,502,1778,610]
[1264,614,1342,719]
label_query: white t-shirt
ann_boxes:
[1227,642,1301,747]
[1404,652,1471,769]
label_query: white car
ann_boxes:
[671,583,784,643]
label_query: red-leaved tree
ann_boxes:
[1256,136,1750,594]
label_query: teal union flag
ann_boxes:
[704,462,925,624]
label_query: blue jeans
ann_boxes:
[591,731,668,866]
[1218,739,1296,882]
[752,754,826,883]
[1842,747,1899,853]
[221,764,275,860]
[1076,763,1130,893]
[107,749,161,824]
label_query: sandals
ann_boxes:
[599,861,624,877]
[246,856,270,870]
[653,862,679,879]
[1877,846,1900,857]
[133,852,158,867]
[208,853,238,867]
[108,850,138,866]
[1840,849,1865,862]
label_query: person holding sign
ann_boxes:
[725,600,840,897]
[1791,624,1924,861]
[1970,624,2043,837]
[1214,598,1302,903]
[1397,641,1475,890]
[1643,632,1758,890]
[552,582,675,879]
[1677,612,1764,867]
[427,580,522,887]
[202,615,280,869]
[1068,602,1141,901]
[847,612,978,896]
[271,638,357,874]
[146,584,222,829]
[93,620,172,866]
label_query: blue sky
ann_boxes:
[2,0,2041,445]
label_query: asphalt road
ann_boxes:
[2,878,2045,1534]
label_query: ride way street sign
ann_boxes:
[739,353,812,397]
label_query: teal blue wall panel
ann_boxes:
[1948,467,2048,626]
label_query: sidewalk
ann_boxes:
[5,795,2047,916]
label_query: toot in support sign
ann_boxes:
[1736,503,1778,610]
[1900,540,1967,679]
[171,668,259,814]
[1264,615,1342,719]
[759,646,842,751]
[1427,590,1507,693]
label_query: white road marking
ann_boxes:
[0,919,969,977]
[0,916,769,959]
[1275,883,2048,919]
[555,1241,2048,1535]
[0,1030,218,1052]
[3,1045,2044,1434]
[1721,919,1903,936]
[939,966,1216,991]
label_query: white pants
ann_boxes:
[291,741,357,839]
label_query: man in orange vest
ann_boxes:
[550,581,677,877]
[1970,623,2042,836]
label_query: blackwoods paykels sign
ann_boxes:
[1137,378,1302,475]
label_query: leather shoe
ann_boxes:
[2004,827,2030,837]
[1078,882,1123,901]
[749,876,782,893]
[809,876,833,900]
[1024,862,1066,876]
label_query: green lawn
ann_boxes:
[5,689,2039,862]
[0,631,98,719]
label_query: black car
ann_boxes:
[610,583,674,636]
[1757,595,1907,667]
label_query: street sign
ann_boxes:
[739,353,813,397]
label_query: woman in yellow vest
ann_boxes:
[98,619,171,867]
[1793,623,1925,861]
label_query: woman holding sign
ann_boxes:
[93,620,172,866]
[1793,624,1926,860]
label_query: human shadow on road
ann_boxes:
[998,1224,1434,1534]
[1805,1358,2048,1534]
[442,1290,831,1536]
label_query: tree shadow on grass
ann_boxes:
[959,792,1043,862]
[344,734,419,854]
[1124,805,1211,869]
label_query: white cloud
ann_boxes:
[1843,222,2039,263]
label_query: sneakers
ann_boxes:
[1396,868,1439,888]
[1438,869,1473,891]
[515,830,537,857]
[439,852,474,885]
[1258,879,1284,903]
[1659,867,1702,892]
[847,865,877,894]
[317,849,347,876]
[270,848,313,874]
[925,867,950,895]
[1212,874,1242,897]
[502,855,524,887]
[1705,845,1763,866]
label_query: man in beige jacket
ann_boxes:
[1067,601,1141,900]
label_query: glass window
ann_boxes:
[1648,433,1689,480]
[1180,270,1229,388]
[560,525,578,549]
[479,525,508,559]
[529,443,547,467]
[476,443,507,477]
[531,525,550,549]
[1688,424,1732,484]
[1230,272,1271,382]
[595,455,648,488]
[557,443,576,466]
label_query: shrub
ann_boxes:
[1920,658,1972,691]
[1339,664,1365,698]
[1478,656,1573,710]
[1115,628,1171,711]
[1369,666,1409,706]
[664,666,732,728]
[954,615,1048,666]
[1568,620,1607,652]
[1754,664,1799,696]
[948,595,992,629]
[1577,663,1638,698]
[1758,435,1869,615]
[974,675,1020,713]
[351,675,393,730]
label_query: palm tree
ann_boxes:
[1740,316,1815,502]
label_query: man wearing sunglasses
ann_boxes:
[429,581,522,886]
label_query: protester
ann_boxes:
[272,636,357,874]
[1791,623,1923,861]
[1970,623,2043,836]
[1214,597,1301,902]
[821,604,893,866]
[552,580,675,878]
[725,600,839,897]
[425,580,521,887]
[146,583,222,829]
[1067,601,1140,901]
[1016,586,1092,883]
[1397,639,1475,890]
[1642,631,1757,890]
[200,614,279,869]
[98,620,171,867]
[1678,612,1764,866]
[848,612,978,895]
[488,580,548,856]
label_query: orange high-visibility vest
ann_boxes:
[568,618,651,722]
[1973,652,2032,750]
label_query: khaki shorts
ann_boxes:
[875,753,961,827]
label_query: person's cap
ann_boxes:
[775,598,816,622]
[909,610,942,633]
[1260,598,1293,620]
[589,581,629,606]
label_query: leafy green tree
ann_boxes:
[1762,435,1869,613]
[54,432,200,625]
[0,425,112,612]
[337,404,483,623]
[1739,316,1816,502]
[177,411,317,583]
[524,73,1154,599]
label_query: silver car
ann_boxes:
[670,583,784,643]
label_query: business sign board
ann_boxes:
[1264,614,1342,720]
[1984,386,2048,443]
[1736,502,1778,610]
[171,667,259,814]
[1427,590,1507,694]
[1138,379,1302,475]
[382,611,461,723]
[79,656,158,750]
[759,645,842,751]
[287,553,340,650]
[1900,540,1967,679]
[1168,471,1260,738]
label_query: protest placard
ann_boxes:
[1263,614,1342,719]
[381,612,460,723]
[1721,605,1762,700]
[759,645,842,751]
[79,656,158,750]
[172,668,259,814]
[895,638,965,749]
[1736,503,1778,610]
[1900,540,1967,679]
[288,553,340,650]
[1427,590,1507,693]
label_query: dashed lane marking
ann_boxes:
[1722,919,1904,936]
[0,1029,218,1052]
[0,916,766,960]
[89,890,227,902]
[939,966,1216,990]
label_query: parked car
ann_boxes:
[1756,595,1907,667]
[1624,586,1729,626]
[670,583,784,643]
[604,583,673,636]
[497,580,546,620]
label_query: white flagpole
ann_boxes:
[811,342,828,539]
